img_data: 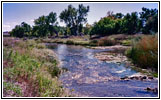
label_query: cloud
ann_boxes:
[3,24,11,28]
[11,22,19,25]
[30,19,34,22]
[3,22,19,31]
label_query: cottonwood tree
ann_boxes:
[59,4,89,36]
[11,22,31,38]
[140,7,158,34]
[33,12,58,37]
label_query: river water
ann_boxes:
[49,43,158,97]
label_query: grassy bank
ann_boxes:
[3,37,69,97]
[35,34,140,46]
[126,34,158,76]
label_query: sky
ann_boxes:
[3,2,158,31]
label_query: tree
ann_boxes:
[90,17,117,36]
[77,4,90,33]
[47,12,58,36]
[33,12,58,37]
[114,13,124,19]
[33,15,49,37]
[59,4,89,36]
[122,12,140,34]
[83,23,92,35]
[11,22,31,38]
[140,7,158,34]
[21,22,31,36]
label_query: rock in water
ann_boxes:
[120,76,128,80]
[145,87,158,93]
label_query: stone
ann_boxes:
[120,76,128,80]
[145,87,158,93]
[148,76,153,79]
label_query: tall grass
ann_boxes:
[3,38,68,97]
[126,34,158,72]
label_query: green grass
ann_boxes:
[3,38,68,97]
[3,82,22,96]
[121,40,131,46]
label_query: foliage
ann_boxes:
[89,40,98,46]
[83,23,92,35]
[33,12,58,37]
[140,7,158,34]
[3,82,22,96]
[98,38,117,46]
[10,6,158,38]
[126,35,158,72]
[121,40,131,46]
[59,4,89,35]
[11,22,31,38]
[90,7,158,36]
[121,12,140,34]
[66,40,74,45]
[3,38,68,97]
[90,17,118,36]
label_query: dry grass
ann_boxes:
[127,34,158,72]
[98,37,117,46]
[3,37,69,97]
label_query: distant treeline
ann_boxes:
[10,4,158,38]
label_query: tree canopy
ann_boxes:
[10,6,158,38]
[59,4,89,36]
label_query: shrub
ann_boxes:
[127,35,158,72]
[98,38,117,46]
[121,40,131,46]
[89,40,98,46]
[66,40,74,45]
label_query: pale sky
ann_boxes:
[3,2,158,31]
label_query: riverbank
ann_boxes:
[3,34,158,97]
[91,45,158,78]
[3,37,71,97]
[34,34,158,77]
[34,34,136,46]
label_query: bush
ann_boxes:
[127,35,158,72]
[121,40,131,46]
[89,40,98,46]
[66,40,74,45]
[98,38,117,46]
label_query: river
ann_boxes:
[48,43,158,97]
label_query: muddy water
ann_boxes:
[49,44,158,97]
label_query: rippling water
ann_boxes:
[49,43,158,97]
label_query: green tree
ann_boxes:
[59,4,89,36]
[122,12,140,34]
[83,23,92,35]
[33,15,49,37]
[90,17,116,36]
[33,12,58,37]
[114,13,124,19]
[11,22,31,38]
[140,7,158,34]
[21,22,31,36]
